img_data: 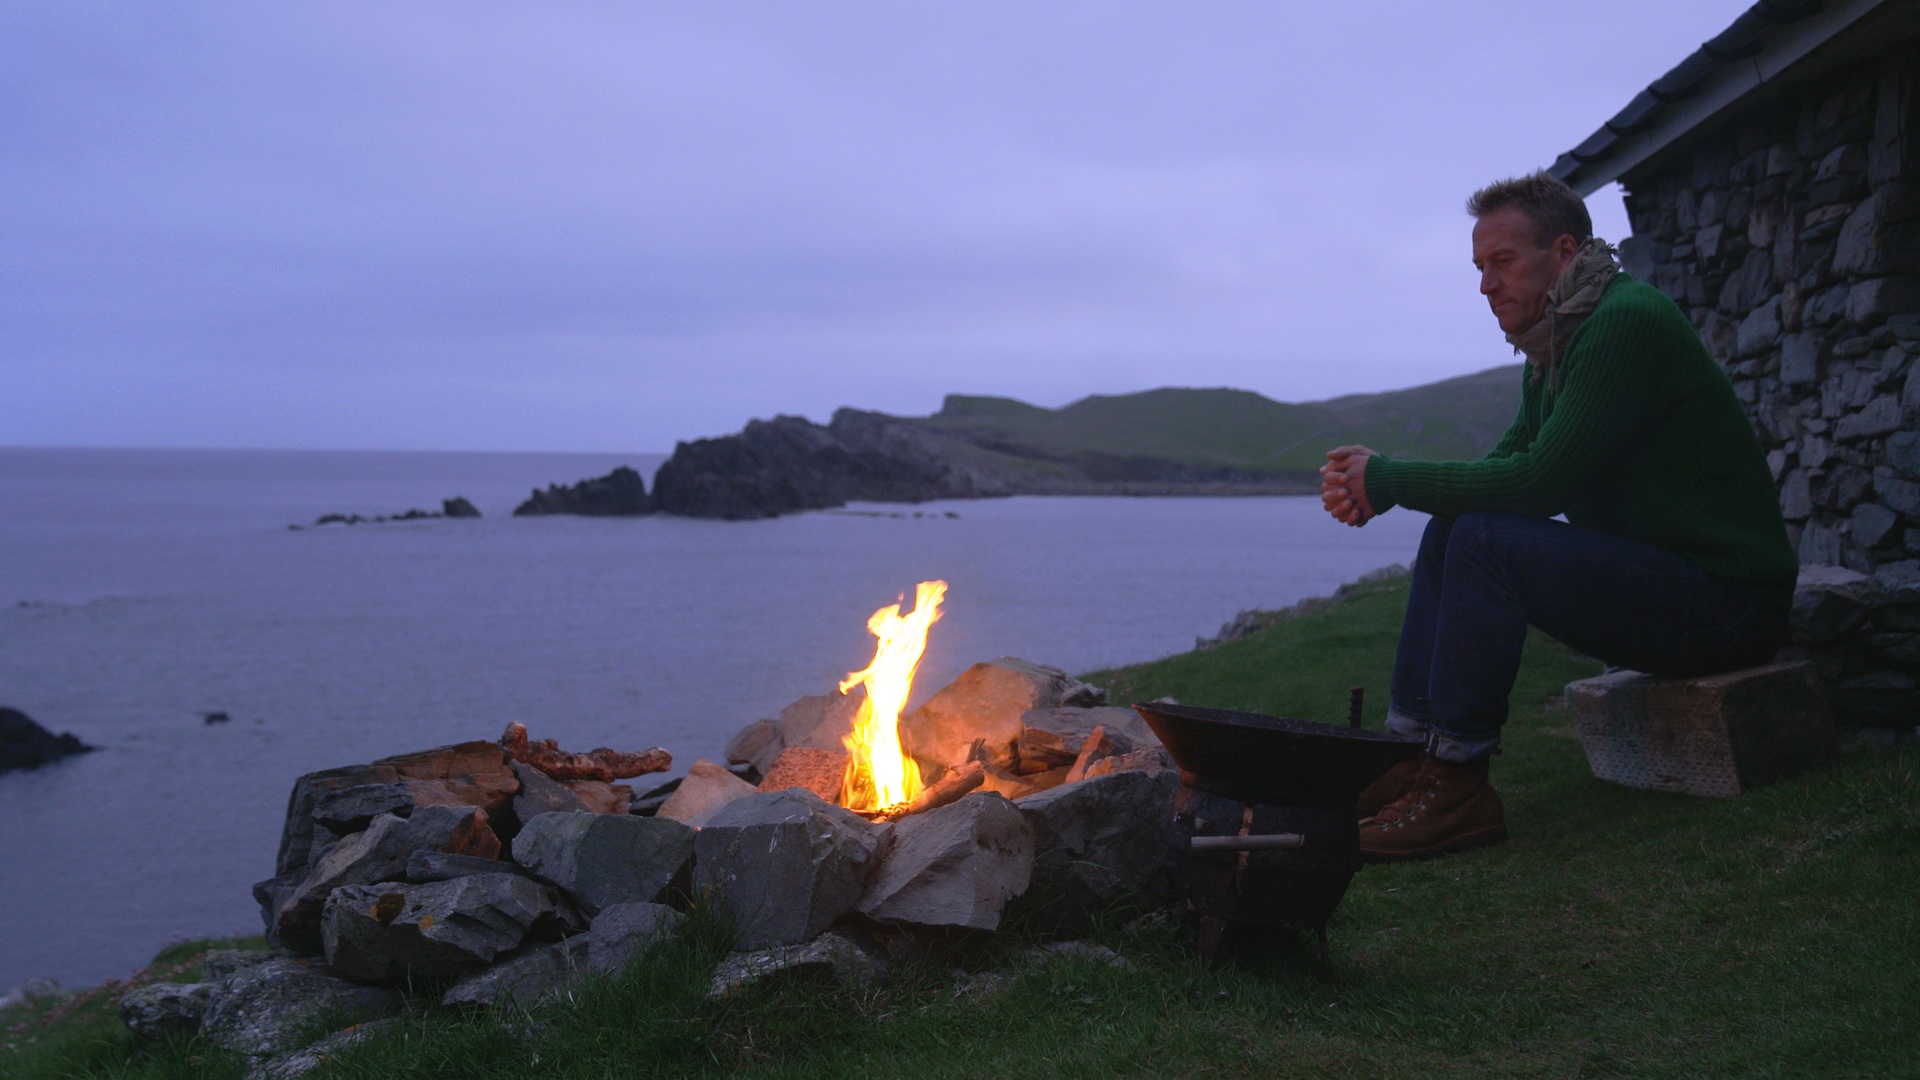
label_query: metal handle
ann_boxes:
[1188,833,1306,852]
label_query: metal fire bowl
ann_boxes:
[1133,701,1423,810]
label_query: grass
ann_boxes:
[924,366,1523,474]
[6,576,1915,1078]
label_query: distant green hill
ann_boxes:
[924,364,1523,476]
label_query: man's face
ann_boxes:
[1472,207,1575,335]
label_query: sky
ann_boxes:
[1,1,1754,453]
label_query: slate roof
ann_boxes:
[1550,0,1914,194]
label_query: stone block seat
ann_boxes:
[1564,660,1838,798]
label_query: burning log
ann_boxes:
[498,722,671,783]
[878,760,985,821]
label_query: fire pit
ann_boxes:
[1133,701,1422,967]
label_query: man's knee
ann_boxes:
[1451,511,1534,550]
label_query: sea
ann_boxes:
[0,447,1430,991]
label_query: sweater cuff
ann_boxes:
[1364,456,1400,515]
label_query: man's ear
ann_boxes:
[1553,233,1579,271]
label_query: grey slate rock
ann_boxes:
[274,805,499,954]
[1791,565,1882,645]
[773,692,863,753]
[857,792,1032,930]
[120,982,215,1045]
[692,788,884,949]
[309,784,415,833]
[200,957,401,1059]
[510,760,589,821]
[511,811,694,916]
[1013,769,1179,924]
[322,873,576,982]
[724,718,787,775]
[404,850,538,884]
[441,937,590,1008]
[707,930,885,998]
[587,902,687,975]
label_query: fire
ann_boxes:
[838,580,947,812]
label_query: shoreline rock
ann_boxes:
[513,466,651,516]
[0,707,95,772]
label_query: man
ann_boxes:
[1319,171,1797,861]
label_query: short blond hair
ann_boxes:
[1468,171,1592,248]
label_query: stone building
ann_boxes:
[1552,0,1919,726]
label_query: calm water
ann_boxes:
[0,448,1429,989]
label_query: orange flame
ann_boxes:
[838,580,947,812]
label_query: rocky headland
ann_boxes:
[522,369,1523,521]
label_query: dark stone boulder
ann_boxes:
[119,982,215,1046]
[857,792,1032,930]
[586,902,686,975]
[693,789,884,948]
[322,873,578,982]
[0,707,95,772]
[1012,769,1180,926]
[271,806,503,954]
[441,496,481,518]
[510,760,591,822]
[269,741,520,880]
[441,938,590,1008]
[513,466,651,516]
[511,811,694,916]
[199,957,402,1058]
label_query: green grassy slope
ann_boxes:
[926,365,1522,475]
[12,575,1913,1079]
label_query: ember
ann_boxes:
[837,579,945,813]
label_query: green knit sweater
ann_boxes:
[1365,274,1799,612]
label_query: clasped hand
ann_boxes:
[1320,444,1378,527]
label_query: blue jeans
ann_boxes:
[1389,513,1788,763]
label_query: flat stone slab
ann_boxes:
[511,811,693,916]
[707,930,885,998]
[1566,660,1838,797]
[441,938,590,1008]
[322,873,575,982]
[858,792,1032,930]
[200,957,401,1058]
[693,788,883,949]
[587,901,687,975]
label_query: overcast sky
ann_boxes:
[2,2,1751,452]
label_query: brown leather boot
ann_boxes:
[1354,754,1425,819]
[1359,756,1507,862]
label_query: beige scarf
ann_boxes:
[1506,237,1620,386]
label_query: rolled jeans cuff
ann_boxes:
[1427,727,1500,764]
[1386,707,1428,739]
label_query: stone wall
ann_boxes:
[1617,47,1920,577]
